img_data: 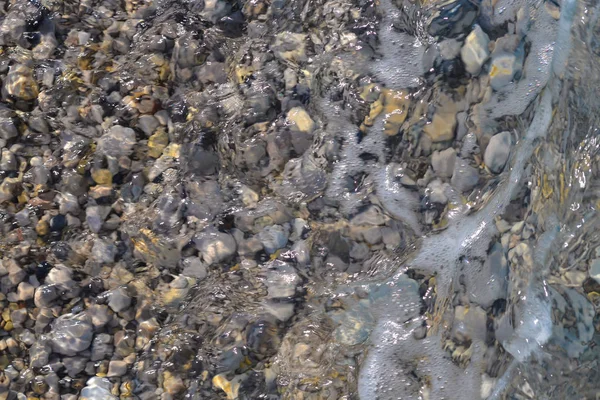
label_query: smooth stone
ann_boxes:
[107,287,132,313]
[439,38,462,60]
[181,257,208,280]
[451,158,479,192]
[107,360,128,377]
[193,230,237,266]
[431,148,457,178]
[461,25,490,75]
[50,312,94,356]
[590,259,600,284]
[80,377,117,400]
[258,224,290,254]
[484,131,512,173]
[97,126,136,158]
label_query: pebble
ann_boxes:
[461,25,490,75]
[80,377,117,400]
[107,287,132,313]
[424,109,457,142]
[50,312,94,356]
[451,158,480,192]
[97,125,137,158]
[258,224,290,254]
[194,230,237,265]
[92,238,118,264]
[589,259,600,284]
[287,107,315,133]
[3,65,39,101]
[431,147,457,178]
[181,257,208,280]
[484,131,512,173]
[439,38,462,60]
[107,360,128,377]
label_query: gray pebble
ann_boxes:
[258,224,290,254]
[80,377,117,400]
[107,287,132,313]
[92,238,118,264]
[97,125,136,158]
[431,148,456,178]
[91,334,114,362]
[451,158,480,192]
[484,131,512,173]
[50,312,94,356]
[138,115,160,136]
[193,230,237,265]
[181,257,208,280]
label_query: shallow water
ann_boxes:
[0,0,600,399]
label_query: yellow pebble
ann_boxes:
[287,107,315,133]
[148,129,169,158]
[212,374,240,400]
[35,220,49,236]
[91,169,113,186]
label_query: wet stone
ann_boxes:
[50,313,94,356]
[484,131,512,173]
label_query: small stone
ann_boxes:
[63,356,88,377]
[193,230,237,265]
[59,192,80,215]
[287,107,315,133]
[484,131,512,173]
[163,371,185,395]
[86,205,111,233]
[80,377,117,400]
[35,220,50,236]
[49,215,67,232]
[50,312,94,356]
[424,110,457,143]
[439,38,462,60]
[272,32,307,62]
[3,65,39,101]
[241,185,259,207]
[589,259,600,284]
[16,282,34,301]
[461,25,490,75]
[91,333,114,361]
[137,115,160,136]
[107,360,128,377]
[29,342,51,368]
[258,224,290,254]
[97,126,136,158]
[451,158,479,192]
[181,257,208,280]
[87,305,112,330]
[91,169,113,186]
[92,238,118,264]
[431,148,457,178]
[107,287,132,313]
[148,129,169,158]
